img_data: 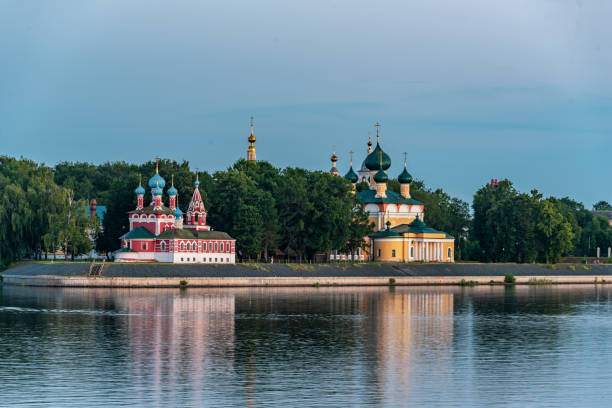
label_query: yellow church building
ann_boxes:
[340,124,455,263]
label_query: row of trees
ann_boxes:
[56,158,471,262]
[2,155,609,266]
[470,180,612,263]
[0,156,95,266]
[90,159,373,261]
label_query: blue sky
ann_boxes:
[1,0,610,206]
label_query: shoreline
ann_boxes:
[2,274,611,288]
[2,261,612,287]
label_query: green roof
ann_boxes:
[128,205,173,215]
[114,247,136,253]
[121,226,155,240]
[357,189,423,205]
[157,229,196,239]
[391,218,454,238]
[156,229,235,240]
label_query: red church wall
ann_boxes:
[131,240,155,252]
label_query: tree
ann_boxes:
[343,199,375,259]
[593,201,612,211]
[535,199,575,263]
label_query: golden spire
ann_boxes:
[403,152,407,168]
[171,174,174,186]
[349,150,354,167]
[139,173,142,185]
[247,116,256,161]
[155,156,159,173]
[375,122,381,144]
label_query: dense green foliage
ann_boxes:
[0,157,94,266]
[2,155,610,266]
[387,179,471,260]
[470,180,612,263]
[55,158,374,261]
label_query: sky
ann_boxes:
[0,0,610,206]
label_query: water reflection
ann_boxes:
[1,285,612,407]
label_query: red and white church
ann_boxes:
[114,163,236,263]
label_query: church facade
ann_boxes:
[338,124,455,263]
[114,162,236,263]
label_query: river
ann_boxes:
[1,285,611,407]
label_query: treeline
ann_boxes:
[57,158,374,261]
[469,180,612,263]
[0,157,95,266]
[2,155,610,267]
[56,158,471,261]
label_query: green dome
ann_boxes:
[364,143,391,171]
[398,167,413,184]
[344,166,358,183]
[409,215,426,228]
[373,168,388,183]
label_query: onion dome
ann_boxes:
[398,167,413,184]
[344,166,358,183]
[194,173,200,187]
[364,143,391,171]
[148,160,166,188]
[373,168,388,183]
[151,186,163,196]
[409,215,426,228]
[331,153,338,163]
[134,174,145,194]
[167,175,178,196]
[174,207,183,218]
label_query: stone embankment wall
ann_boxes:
[2,262,612,287]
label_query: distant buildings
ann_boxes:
[334,123,455,262]
[114,161,235,263]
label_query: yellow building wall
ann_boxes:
[371,237,455,262]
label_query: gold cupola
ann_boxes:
[247,116,256,161]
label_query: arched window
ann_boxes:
[377,248,381,257]
[203,242,207,251]
[410,247,414,257]
[391,249,396,258]
[186,242,191,251]
[142,243,147,250]
[180,242,184,251]
[447,247,452,259]
[214,243,218,252]
[160,242,166,251]
[221,243,224,252]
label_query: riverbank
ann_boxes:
[2,261,612,287]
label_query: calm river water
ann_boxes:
[1,285,612,407]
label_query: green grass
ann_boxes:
[583,265,591,270]
[179,280,188,287]
[528,277,554,285]
[389,278,396,285]
[312,282,320,288]
[568,265,576,271]
[545,264,556,270]
[458,279,477,287]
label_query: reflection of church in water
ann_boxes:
[116,292,236,405]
